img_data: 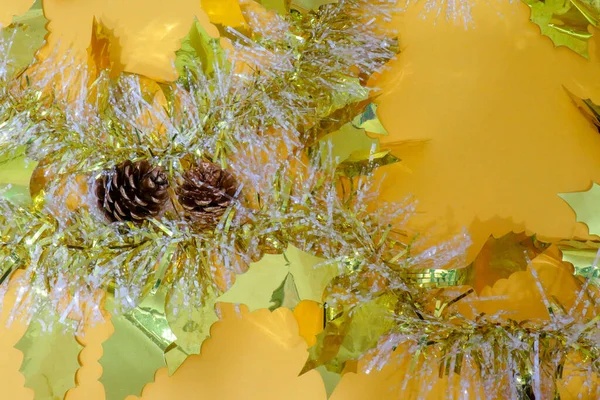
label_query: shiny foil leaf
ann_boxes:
[330,77,370,114]
[0,153,36,187]
[175,17,227,79]
[15,319,82,400]
[99,290,177,399]
[471,232,548,292]
[165,287,219,374]
[201,0,247,28]
[564,87,600,128]
[316,121,400,176]
[86,18,124,79]
[559,183,600,236]
[319,123,379,165]
[337,151,400,178]
[352,103,388,136]
[218,245,340,311]
[0,184,31,206]
[1,0,46,77]
[523,0,597,57]
[270,272,302,310]
[304,293,398,373]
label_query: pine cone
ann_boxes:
[176,162,239,226]
[95,160,169,222]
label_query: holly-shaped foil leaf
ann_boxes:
[523,0,599,57]
[218,245,341,311]
[99,289,178,399]
[559,182,600,236]
[15,319,83,400]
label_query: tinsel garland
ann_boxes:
[0,0,597,398]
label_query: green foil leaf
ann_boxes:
[175,18,228,80]
[218,245,340,311]
[99,289,178,399]
[269,272,301,310]
[524,0,598,57]
[2,0,47,78]
[559,183,600,236]
[15,319,82,400]
[165,287,219,374]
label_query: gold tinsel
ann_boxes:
[0,0,597,398]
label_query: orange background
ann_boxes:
[0,0,599,398]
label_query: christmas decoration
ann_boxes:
[0,0,598,398]
[95,160,169,223]
[176,161,239,227]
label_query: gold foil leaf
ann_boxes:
[87,18,124,79]
[99,290,177,399]
[319,123,379,165]
[15,319,82,400]
[559,183,600,236]
[0,153,36,188]
[330,77,370,114]
[338,151,400,178]
[0,184,31,206]
[200,0,247,28]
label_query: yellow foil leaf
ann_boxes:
[201,0,247,28]
[470,232,547,292]
[559,182,600,236]
[37,0,219,82]
[524,0,592,56]
[86,18,124,79]
[293,300,324,347]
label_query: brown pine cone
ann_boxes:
[176,161,239,226]
[95,160,169,222]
